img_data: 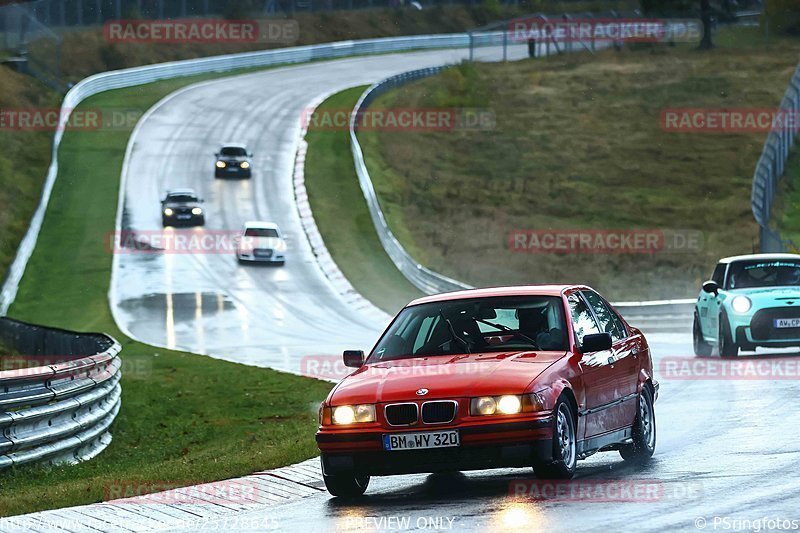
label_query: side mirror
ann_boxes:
[214,152,220,158]
[248,152,254,158]
[702,280,719,295]
[581,333,612,353]
[343,350,365,368]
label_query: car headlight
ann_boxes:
[472,396,497,415]
[470,393,545,416]
[331,404,376,425]
[275,241,287,252]
[163,208,173,216]
[471,395,522,416]
[240,161,250,169]
[731,295,752,314]
[497,395,522,414]
[215,160,226,168]
[191,207,203,215]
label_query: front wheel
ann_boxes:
[619,385,656,463]
[533,396,577,479]
[718,314,738,358]
[693,313,712,356]
[323,470,370,498]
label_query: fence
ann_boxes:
[0,317,122,468]
[750,62,800,253]
[0,0,538,33]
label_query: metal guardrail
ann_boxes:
[751,62,800,253]
[0,317,122,468]
[0,32,512,315]
[614,299,695,332]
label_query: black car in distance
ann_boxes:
[161,189,205,227]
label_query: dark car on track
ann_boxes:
[215,143,253,178]
[161,189,205,227]
[316,285,658,497]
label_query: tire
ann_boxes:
[619,385,656,463]
[323,471,370,498]
[533,396,577,479]
[693,313,712,356]
[718,313,739,358]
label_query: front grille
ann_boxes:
[254,249,273,258]
[751,306,800,340]
[385,403,418,426]
[422,401,457,424]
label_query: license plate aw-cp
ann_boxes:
[774,318,800,328]
[383,430,459,451]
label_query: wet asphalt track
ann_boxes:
[107,45,800,532]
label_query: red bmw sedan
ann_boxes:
[316,285,658,497]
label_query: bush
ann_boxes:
[222,0,258,19]
[98,43,129,71]
[430,62,488,108]
[763,0,800,35]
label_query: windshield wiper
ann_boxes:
[475,318,539,348]
[439,310,471,354]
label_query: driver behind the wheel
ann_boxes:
[517,307,564,351]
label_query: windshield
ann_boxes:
[369,296,567,362]
[244,228,279,238]
[727,260,800,289]
[220,147,247,157]
[165,194,197,203]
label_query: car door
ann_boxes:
[567,292,627,439]
[698,263,727,340]
[582,290,639,428]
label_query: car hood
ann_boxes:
[330,351,566,405]
[727,286,800,307]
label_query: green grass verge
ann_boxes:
[304,88,424,314]
[775,146,800,249]
[0,69,60,298]
[1,70,332,517]
[356,26,800,300]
